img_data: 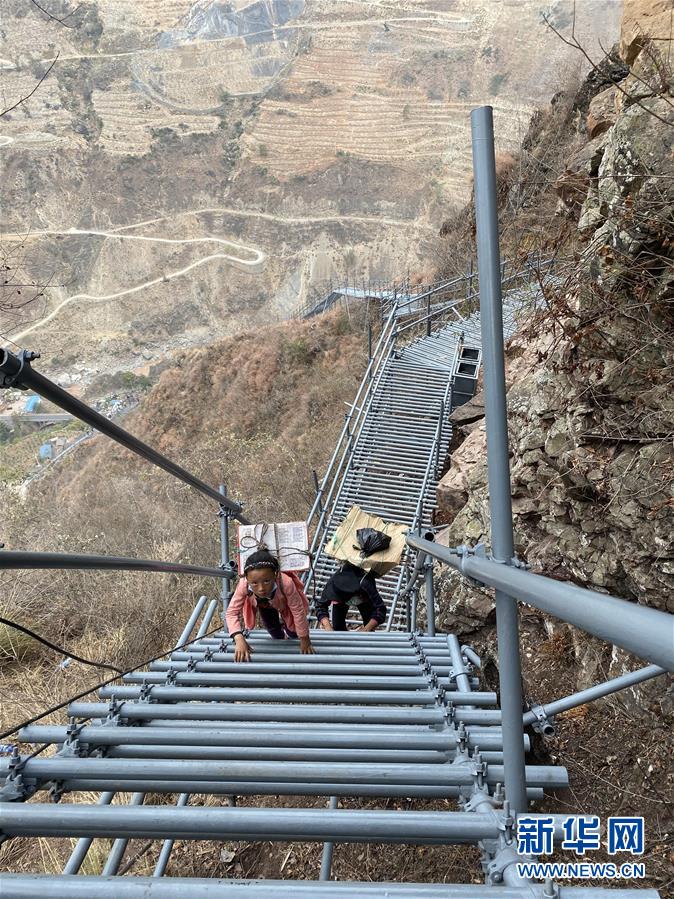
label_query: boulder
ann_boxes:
[448,390,484,427]
[620,0,674,66]
[586,85,618,138]
[436,424,486,520]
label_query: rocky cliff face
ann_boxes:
[435,4,673,638]
[431,20,673,882]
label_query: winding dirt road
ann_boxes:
[2,205,428,343]
[5,227,265,343]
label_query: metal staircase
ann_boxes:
[304,276,542,631]
[1,603,569,897]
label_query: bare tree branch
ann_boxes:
[597,36,674,113]
[0,52,59,117]
[542,14,674,128]
[29,0,82,28]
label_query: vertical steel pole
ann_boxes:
[435,400,444,475]
[320,795,339,880]
[410,588,418,632]
[101,791,144,874]
[312,469,324,515]
[471,105,527,813]
[426,293,432,336]
[219,484,232,611]
[63,791,115,874]
[424,555,436,636]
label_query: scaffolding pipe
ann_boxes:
[424,556,436,636]
[101,791,144,875]
[0,349,248,521]
[62,791,115,874]
[405,534,674,673]
[67,701,500,726]
[177,596,210,646]
[142,721,507,737]
[38,779,545,802]
[0,758,566,788]
[116,675,496,702]
[0,551,235,580]
[411,588,419,632]
[0,877,657,899]
[462,646,481,668]
[471,104,527,814]
[447,635,472,694]
[195,600,219,640]
[0,805,507,842]
[96,686,442,705]
[149,660,466,676]
[522,664,667,730]
[319,796,339,881]
[152,792,190,878]
[20,724,525,752]
[3,877,653,899]
[106,746,454,765]
[219,485,233,610]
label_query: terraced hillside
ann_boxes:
[0,0,620,391]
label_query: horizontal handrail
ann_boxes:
[395,298,466,335]
[396,262,554,336]
[295,253,554,322]
[0,349,248,523]
[0,550,237,580]
[405,534,674,672]
[393,275,466,311]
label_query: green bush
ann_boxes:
[489,73,509,96]
[121,371,153,389]
[283,337,311,366]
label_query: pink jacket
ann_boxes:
[226,572,310,638]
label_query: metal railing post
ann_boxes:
[471,104,527,813]
[219,484,233,611]
[319,795,339,880]
[410,588,419,632]
[424,555,435,637]
[312,469,324,516]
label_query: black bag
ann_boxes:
[353,527,391,556]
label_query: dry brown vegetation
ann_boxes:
[0,308,367,739]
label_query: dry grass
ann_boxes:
[0,307,367,727]
[0,307,370,877]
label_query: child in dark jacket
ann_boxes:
[316,562,387,632]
